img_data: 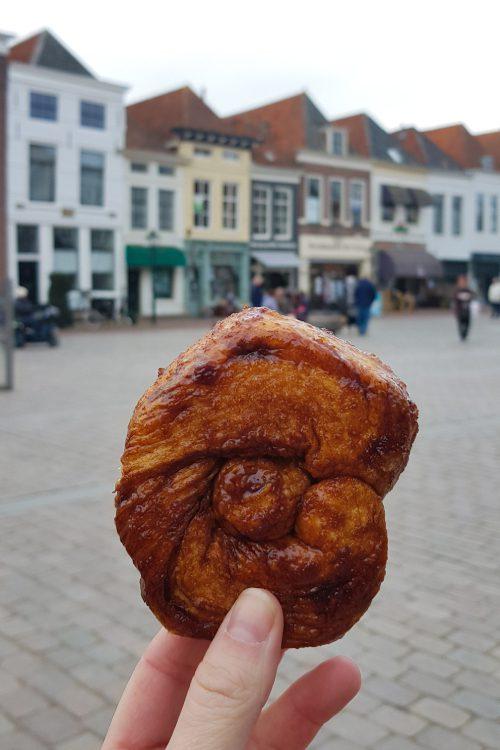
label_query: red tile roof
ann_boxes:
[392,127,460,170]
[8,32,41,63]
[223,92,315,166]
[423,124,484,169]
[475,130,500,170]
[127,86,251,150]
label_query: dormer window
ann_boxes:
[326,128,347,156]
[387,147,403,163]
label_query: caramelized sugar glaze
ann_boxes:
[115,308,418,647]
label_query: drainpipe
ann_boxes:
[0,32,14,390]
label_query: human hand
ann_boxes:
[102,588,360,750]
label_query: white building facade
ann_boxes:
[123,149,186,318]
[6,31,127,315]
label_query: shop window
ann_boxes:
[153,268,174,298]
[53,227,78,286]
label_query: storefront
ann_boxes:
[126,245,186,320]
[375,243,444,308]
[251,250,301,291]
[184,240,250,316]
[471,253,500,300]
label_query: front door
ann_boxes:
[127,268,140,323]
[18,261,39,304]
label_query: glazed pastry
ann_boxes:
[115,308,418,647]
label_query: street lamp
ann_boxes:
[146,229,159,324]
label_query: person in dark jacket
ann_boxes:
[354,278,376,335]
[250,274,264,307]
[454,275,474,341]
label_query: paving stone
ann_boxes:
[416,725,482,750]
[0,730,46,749]
[20,707,81,744]
[364,676,419,707]
[0,713,15,735]
[371,704,426,736]
[448,647,499,674]
[404,651,459,679]
[411,697,469,728]
[373,737,423,750]
[453,669,500,699]
[329,713,388,746]
[452,688,500,719]
[463,718,500,747]
[1,687,49,719]
[55,731,101,750]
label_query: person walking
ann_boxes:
[250,274,264,307]
[454,275,474,341]
[354,277,376,335]
[487,276,500,318]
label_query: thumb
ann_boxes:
[167,588,283,750]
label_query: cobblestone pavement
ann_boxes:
[1,312,500,750]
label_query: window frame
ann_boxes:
[153,267,175,299]
[29,91,57,121]
[432,194,445,235]
[252,184,272,240]
[348,180,366,228]
[17,225,39,255]
[222,182,239,231]
[90,229,114,291]
[273,186,293,240]
[52,227,79,282]
[80,100,105,130]
[304,175,323,224]
[131,186,148,229]
[476,193,485,232]
[158,189,175,231]
[80,150,105,207]
[193,180,211,228]
[329,178,345,225]
[29,143,56,203]
[452,195,463,236]
[490,195,498,233]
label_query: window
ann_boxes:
[158,165,174,175]
[452,196,462,235]
[153,268,174,298]
[491,196,498,233]
[30,92,57,121]
[158,189,174,231]
[131,162,147,173]
[194,147,211,158]
[252,185,271,237]
[80,151,104,206]
[17,225,39,255]
[80,101,105,129]
[222,183,238,229]
[193,180,210,227]
[274,188,292,238]
[329,180,343,224]
[381,186,395,222]
[223,150,239,161]
[387,147,403,163]
[131,187,147,229]
[405,195,419,224]
[481,155,494,171]
[305,177,321,223]
[328,129,345,156]
[349,181,364,228]
[29,144,56,202]
[53,227,78,284]
[476,193,484,232]
[91,229,114,290]
[433,194,444,234]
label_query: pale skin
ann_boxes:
[103,588,361,750]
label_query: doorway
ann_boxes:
[127,268,141,322]
[18,261,39,304]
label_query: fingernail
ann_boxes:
[226,588,276,644]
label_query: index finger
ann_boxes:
[102,629,209,750]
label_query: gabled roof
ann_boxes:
[8,29,94,78]
[223,92,328,166]
[475,130,500,171]
[392,128,461,170]
[127,86,252,150]
[422,124,484,169]
[332,113,415,165]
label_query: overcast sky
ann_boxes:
[4,0,499,134]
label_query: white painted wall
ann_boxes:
[124,152,185,316]
[426,171,471,261]
[7,61,127,307]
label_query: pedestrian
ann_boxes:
[251,274,264,307]
[292,291,309,321]
[453,274,474,341]
[262,287,279,311]
[344,270,358,328]
[354,277,377,335]
[487,276,500,318]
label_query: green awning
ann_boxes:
[126,245,186,268]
